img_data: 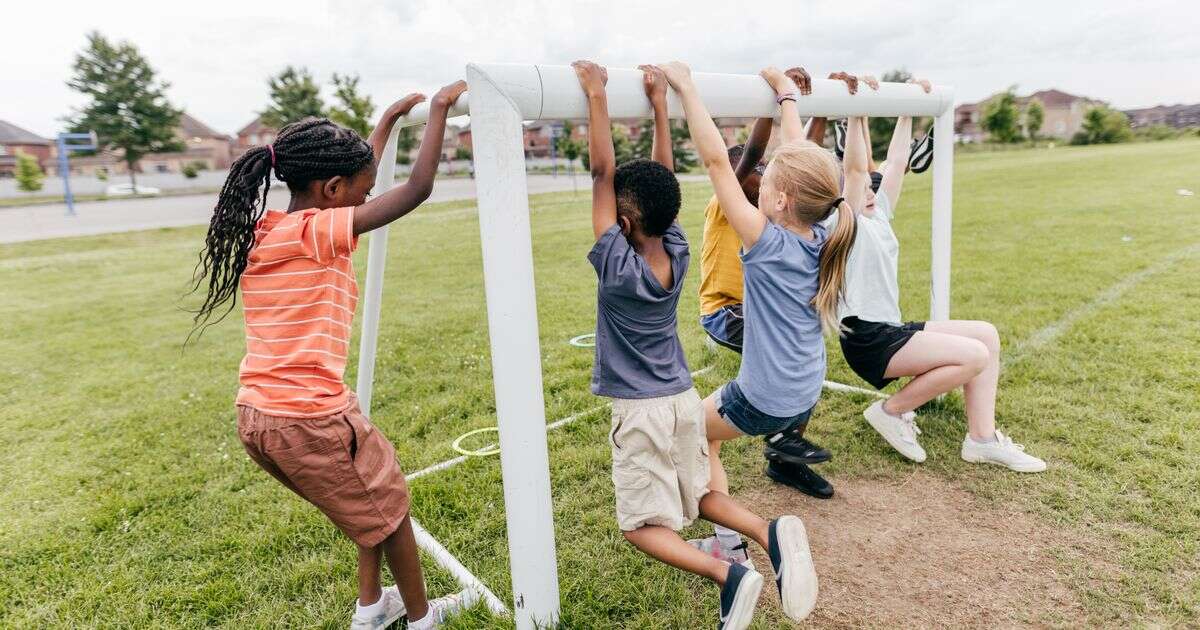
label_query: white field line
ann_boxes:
[1005,242,1200,367]
[410,517,509,615]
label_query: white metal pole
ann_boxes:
[930,109,955,322]
[355,98,468,416]
[465,63,561,629]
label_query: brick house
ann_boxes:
[955,89,1105,142]
[1124,103,1200,129]
[235,117,279,158]
[0,120,52,177]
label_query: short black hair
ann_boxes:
[613,159,680,238]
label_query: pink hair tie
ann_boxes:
[267,144,276,168]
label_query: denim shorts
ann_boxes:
[716,380,813,436]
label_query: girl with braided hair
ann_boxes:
[191,80,478,630]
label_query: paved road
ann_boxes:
[2,174,707,244]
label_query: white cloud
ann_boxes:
[3,0,1197,137]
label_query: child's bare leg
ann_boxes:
[881,331,989,436]
[380,515,429,621]
[702,392,743,496]
[356,543,384,605]
[623,526,729,583]
[699,491,770,550]
[924,320,1001,440]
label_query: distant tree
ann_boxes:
[1072,106,1133,145]
[14,151,45,193]
[181,161,205,179]
[867,68,915,158]
[66,31,183,188]
[260,66,325,129]
[612,125,637,165]
[328,73,375,138]
[982,87,1021,143]
[396,126,419,163]
[454,145,472,161]
[1024,98,1045,141]
[626,120,695,171]
[555,121,584,191]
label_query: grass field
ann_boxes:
[1,138,1198,628]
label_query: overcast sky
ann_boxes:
[4,0,1197,138]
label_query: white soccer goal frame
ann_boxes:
[355,63,955,629]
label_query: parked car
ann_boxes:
[105,183,162,196]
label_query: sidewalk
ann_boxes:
[2,174,706,244]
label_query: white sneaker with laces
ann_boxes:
[863,400,926,462]
[687,535,756,570]
[349,585,406,630]
[961,430,1046,472]
[409,587,481,629]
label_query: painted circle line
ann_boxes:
[569,333,596,347]
[451,426,501,457]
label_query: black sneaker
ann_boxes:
[908,126,934,173]
[718,562,763,630]
[763,433,831,465]
[833,119,848,160]
[766,516,819,621]
[765,460,834,500]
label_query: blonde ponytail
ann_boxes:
[815,200,856,333]
[765,140,858,333]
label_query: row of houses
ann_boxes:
[4,91,1197,177]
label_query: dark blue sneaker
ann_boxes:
[767,516,819,621]
[717,562,762,630]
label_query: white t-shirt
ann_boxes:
[822,193,903,325]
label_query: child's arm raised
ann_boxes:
[353,81,467,235]
[843,115,871,216]
[366,93,426,169]
[762,67,805,143]
[573,60,618,239]
[660,62,767,248]
[639,64,673,172]
[879,78,931,208]
[735,117,772,182]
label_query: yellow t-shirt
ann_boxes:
[698,195,744,315]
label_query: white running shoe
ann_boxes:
[688,535,756,570]
[863,400,926,463]
[961,430,1047,472]
[349,585,406,630]
[409,587,481,629]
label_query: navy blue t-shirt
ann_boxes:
[587,223,692,399]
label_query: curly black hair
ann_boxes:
[187,117,373,338]
[613,158,680,238]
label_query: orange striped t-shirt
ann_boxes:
[236,206,359,418]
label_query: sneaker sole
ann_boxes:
[723,569,763,630]
[864,410,927,463]
[775,515,819,621]
[961,451,1047,473]
[763,447,832,466]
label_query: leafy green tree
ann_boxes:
[557,121,584,192]
[14,150,44,193]
[1024,98,1044,141]
[982,88,1021,143]
[260,66,325,129]
[1072,106,1133,145]
[396,126,418,164]
[327,73,375,138]
[66,31,183,187]
[454,145,472,161]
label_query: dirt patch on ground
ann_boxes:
[741,471,1096,627]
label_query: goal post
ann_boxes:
[356,62,955,630]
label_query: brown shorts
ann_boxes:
[237,395,409,547]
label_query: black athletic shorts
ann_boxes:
[839,317,926,389]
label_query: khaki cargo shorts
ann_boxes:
[609,387,711,532]
[237,395,410,548]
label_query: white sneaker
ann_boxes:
[688,535,756,570]
[863,400,926,463]
[350,585,406,630]
[961,430,1046,472]
[409,587,481,629]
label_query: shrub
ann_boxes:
[14,150,45,193]
[1072,106,1133,145]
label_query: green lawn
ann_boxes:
[1,139,1198,628]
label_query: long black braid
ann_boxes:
[188,117,374,337]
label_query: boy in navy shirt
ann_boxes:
[574,60,818,629]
